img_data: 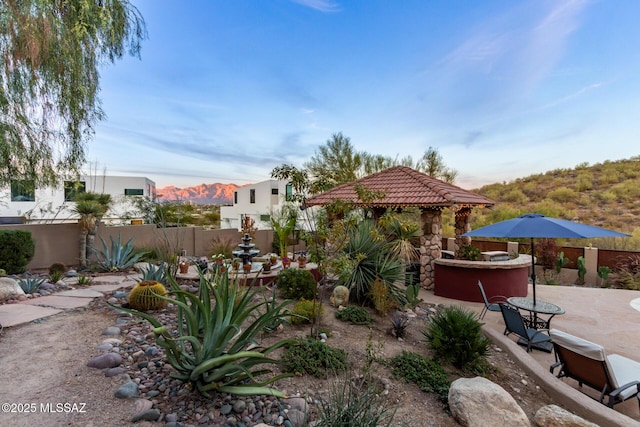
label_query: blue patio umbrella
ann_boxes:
[461,213,629,305]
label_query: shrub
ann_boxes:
[313,373,397,427]
[458,244,481,261]
[335,305,374,325]
[290,298,323,325]
[388,351,450,402]
[0,230,35,274]
[390,314,410,339]
[276,268,317,300]
[48,262,66,275]
[281,337,348,378]
[48,270,64,284]
[113,274,294,397]
[208,235,236,259]
[423,305,490,373]
[368,277,397,315]
[77,274,93,286]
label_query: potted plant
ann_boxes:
[231,258,241,271]
[243,261,252,273]
[262,261,271,272]
[270,254,278,265]
[297,252,307,268]
[281,256,291,269]
[179,260,190,274]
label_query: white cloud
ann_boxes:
[290,0,341,13]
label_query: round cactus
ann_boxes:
[128,280,168,311]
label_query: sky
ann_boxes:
[88,0,640,190]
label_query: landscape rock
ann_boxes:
[102,326,121,335]
[0,277,26,301]
[131,408,161,422]
[114,380,139,399]
[534,405,598,427]
[87,352,122,369]
[448,376,530,427]
[103,367,127,377]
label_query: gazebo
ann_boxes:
[304,166,494,289]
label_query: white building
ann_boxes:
[0,175,156,224]
[220,180,292,230]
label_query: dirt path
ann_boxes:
[0,309,134,427]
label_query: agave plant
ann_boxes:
[137,263,168,285]
[18,275,45,293]
[112,271,295,397]
[94,234,146,272]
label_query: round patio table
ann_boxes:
[507,297,565,330]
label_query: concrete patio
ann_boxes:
[425,282,640,426]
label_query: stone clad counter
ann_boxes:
[434,255,532,302]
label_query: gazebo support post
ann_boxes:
[454,207,472,257]
[419,207,442,290]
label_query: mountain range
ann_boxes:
[157,183,241,205]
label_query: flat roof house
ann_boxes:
[0,175,156,224]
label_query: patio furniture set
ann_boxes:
[478,280,640,412]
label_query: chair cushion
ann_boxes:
[549,329,606,361]
[607,354,640,398]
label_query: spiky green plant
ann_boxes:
[423,305,490,373]
[18,275,45,293]
[112,272,295,397]
[94,234,146,272]
[336,220,405,305]
[137,263,168,285]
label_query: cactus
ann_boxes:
[404,282,423,309]
[128,280,168,311]
[576,256,587,285]
[48,262,66,275]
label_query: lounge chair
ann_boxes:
[477,280,507,320]
[549,329,640,409]
[499,303,552,352]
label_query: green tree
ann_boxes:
[304,132,364,187]
[0,0,146,187]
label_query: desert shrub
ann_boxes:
[0,230,35,274]
[535,238,558,273]
[335,305,374,326]
[575,173,593,191]
[77,274,93,286]
[48,262,66,275]
[388,351,450,402]
[501,188,529,204]
[290,298,323,325]
[423,305,490,373]
[276,268,317,300]
[208,235,236,259]
[607,254,640,290]
[313,373,397,427]
[368,277,397,315]
[281,337,348,378]
[548,187,577,203]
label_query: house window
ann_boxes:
[64,181,86,201]
[250,189,256,204]
[234,191,238,204]
[285,183,293,201]
[260,214,271,222]
[124,188,144,196]
[271,188,278,195]
[10,180,35,202]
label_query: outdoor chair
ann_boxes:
[549,329,640,409]
[477,280,507,320]
[499,303,552,352]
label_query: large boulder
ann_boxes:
[0,277,26,301]
[448,376,530,427]
[534,405,598,427]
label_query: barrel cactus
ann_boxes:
[128,280,168,311]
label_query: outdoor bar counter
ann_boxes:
[434,254,532,302]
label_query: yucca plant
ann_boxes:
[112,271,295,397]
[94,234,146,272]
[336,220,405,305]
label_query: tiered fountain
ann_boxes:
[232,233,260,272]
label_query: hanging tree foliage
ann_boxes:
[0,0,147,187]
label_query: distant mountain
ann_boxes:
[157,183,242,205]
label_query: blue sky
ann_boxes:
[88,0,640,189]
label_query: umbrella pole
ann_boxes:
[531,237,536,305]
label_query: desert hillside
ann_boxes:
[157,183,240,205]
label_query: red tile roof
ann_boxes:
[305,166,494,208]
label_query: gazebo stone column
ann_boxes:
[454,207,472,257]
[419,208,442,290]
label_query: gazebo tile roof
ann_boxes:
[305,166,494,208]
